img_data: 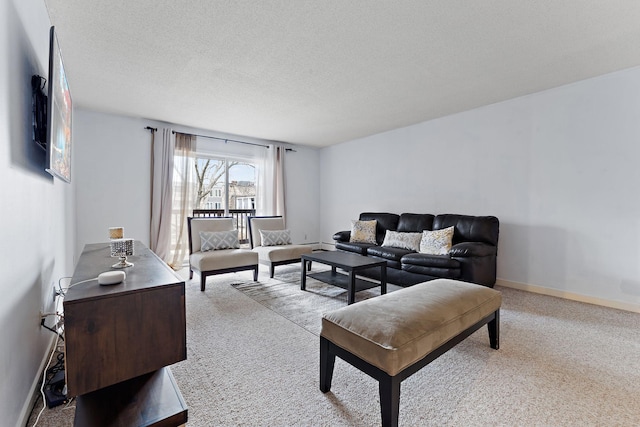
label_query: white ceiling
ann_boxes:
[44,1,640,148]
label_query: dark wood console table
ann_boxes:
[65,241,187,426]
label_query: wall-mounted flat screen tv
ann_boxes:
[46,26,72,183]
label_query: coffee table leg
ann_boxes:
[301,260,307,290]
[380,264,387,295]
[348,271,356,305]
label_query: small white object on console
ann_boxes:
[98,271,126,285]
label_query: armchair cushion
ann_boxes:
[190,249,258,271]
[200,230,240,251]
[254,244,312,263]
[259,229,292,246]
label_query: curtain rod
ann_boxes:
[170,130,296,152]
[172,130,268,149]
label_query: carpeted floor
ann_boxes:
[27,264,640,426]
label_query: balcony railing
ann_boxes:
[192,209,256,244]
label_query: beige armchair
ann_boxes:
[188,217,258,291]
[248,216,312,278]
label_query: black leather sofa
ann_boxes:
[333,212,499,287]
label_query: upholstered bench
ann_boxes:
[320,278,502,427]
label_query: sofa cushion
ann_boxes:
[367,245,414,264]
[419,227,454,255]
[350,220,377,244]
[335,241,375,256]
[359,213,400,244]
[199,230,240,251]
[433,214,499,246]
[401,263,461,278]
[397,213,434,232]
[382,231,422,251]
[401,253,461,269]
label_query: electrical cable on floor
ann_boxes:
[31,334,60,426]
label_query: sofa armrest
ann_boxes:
[450,242,496,257]
[333,230,351,242]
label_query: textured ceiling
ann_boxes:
[44,0,640,147]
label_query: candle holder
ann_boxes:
[110,238,134,268]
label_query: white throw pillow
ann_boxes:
[381,231,422,251]
[200,230,240,251]
[419,227,454,255]
[349,220,377,244]
[259,229,292,246]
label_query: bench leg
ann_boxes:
[200,274,206,292]
[319,337,335,393]
[379,374,401,427]
[488,309,500,350]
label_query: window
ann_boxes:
[194,156,257,213]
[193,155,258,245]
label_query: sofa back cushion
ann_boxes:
[359,212,400,244]
[397,213,434,232]
[433,214,499,246]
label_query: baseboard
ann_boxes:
[496,278,640,314]
[310,248,640,313]
[320,242,336,251]
[301,242,323,251]
[19,333,59,427]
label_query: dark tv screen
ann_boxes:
[46,26,72,183]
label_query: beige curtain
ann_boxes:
[168,132,196,269]
[150,128,174,262]
[265,144,286,218]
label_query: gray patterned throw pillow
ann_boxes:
[259,229,292,246]
[349,220,377,244]
[419,226,454,255]
[200,230,240,251]
[382,230,422,251]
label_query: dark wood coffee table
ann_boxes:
[301,251,387,304]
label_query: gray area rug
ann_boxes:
[230,266,403,336]
[28,264,640,426]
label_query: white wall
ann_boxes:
[74,110,321,256]
[0,0,76,424]
[320,67,640,312]
[74,110,151,252]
